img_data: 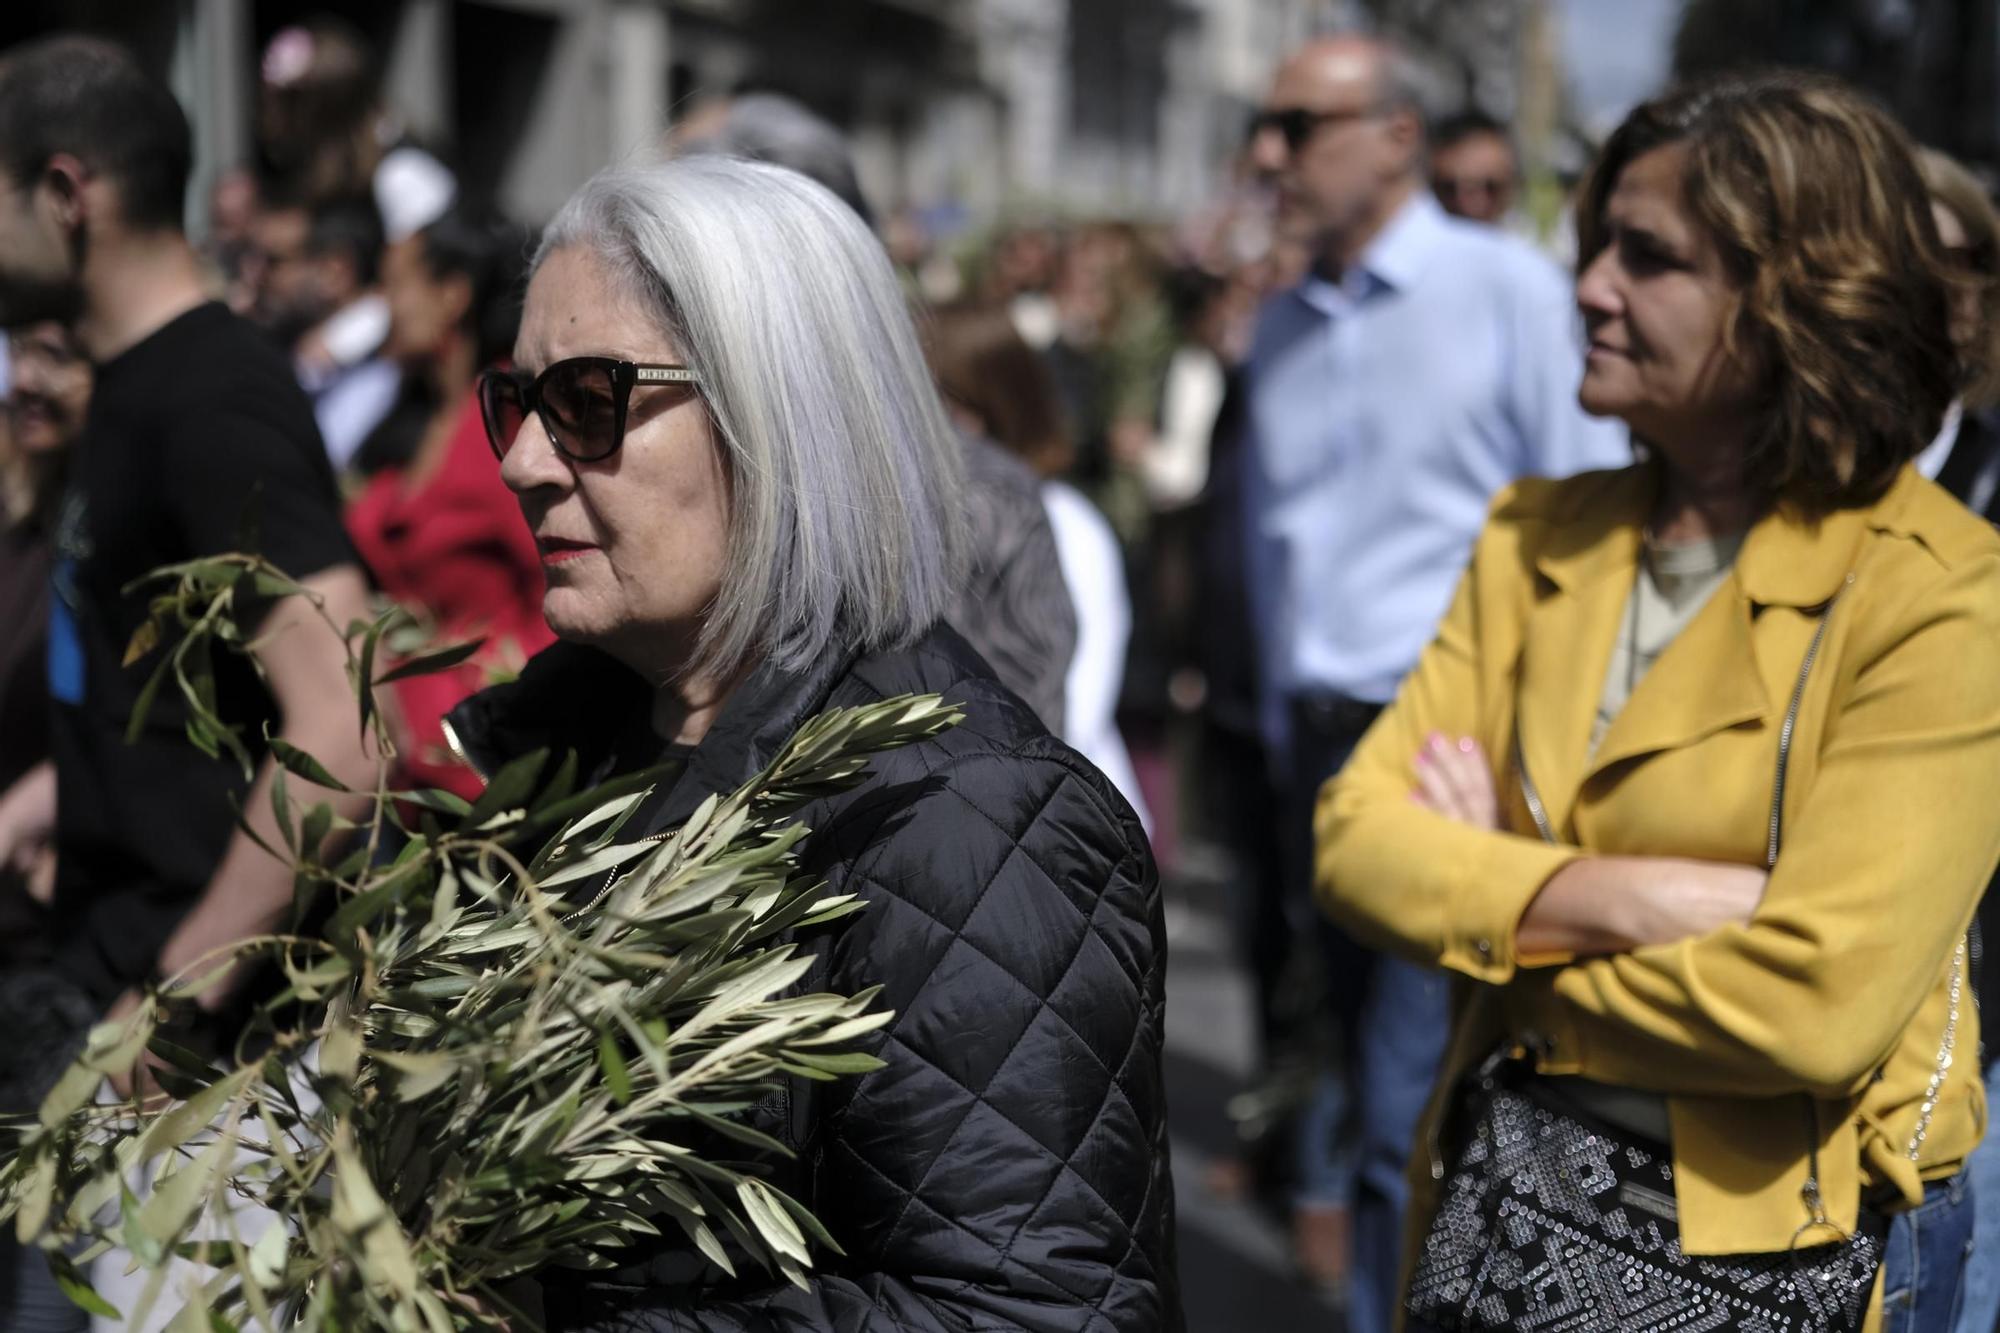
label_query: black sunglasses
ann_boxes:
[1249,104,1380,152]
[479,356,701,463]
[1435,174,1510,202]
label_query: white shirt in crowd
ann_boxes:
[1041,481,1152,837]
[1142,344,1225,511]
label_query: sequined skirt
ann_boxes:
[1406,1060,1886,1332]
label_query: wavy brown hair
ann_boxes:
[1575,73,1955,515]
[1918,147,2000,409]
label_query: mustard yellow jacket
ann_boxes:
[1316,463,1997,1297]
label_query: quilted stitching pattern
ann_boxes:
[554,636,1180,1333]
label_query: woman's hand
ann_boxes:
[1403,735,1767,956]
[1411,733,1500,829]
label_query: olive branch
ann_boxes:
[0,553,960,1331]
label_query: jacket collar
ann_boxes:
[1517,464,1916,835]
[1528,461,1909,609]
[443,637,863,835]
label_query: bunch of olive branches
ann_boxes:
[0,553,959,1331]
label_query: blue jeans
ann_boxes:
[0,1239,89,1333]
[1282,704,1450,1333]
[1345,956,1449,1333]
[1883,1173,1977,1333]
[1951,1060,2000,1333]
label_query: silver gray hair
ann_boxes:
[535,156,968,682]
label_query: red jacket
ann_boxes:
[345,393,554,799]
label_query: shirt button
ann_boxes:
[1475,938,1493,957]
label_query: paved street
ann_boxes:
[1162,867,1346,1333]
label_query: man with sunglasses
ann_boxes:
[1429,109,1520,227]
[0,49,376,1322]
[1236,35,1627,1330]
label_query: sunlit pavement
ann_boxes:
[1163,863,1346,1333]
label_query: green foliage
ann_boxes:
[2,553,960,1329]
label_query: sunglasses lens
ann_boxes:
[479,372,526,459]
[539,359,621,460]
[1251,110,1312,152]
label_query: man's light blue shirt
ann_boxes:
[1241,192,1629,754]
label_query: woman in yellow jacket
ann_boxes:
[1317,73,1997,1333]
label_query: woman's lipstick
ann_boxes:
[537,536,598,564]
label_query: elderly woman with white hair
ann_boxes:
[446,156,1178,1332]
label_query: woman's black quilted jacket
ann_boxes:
[445,625,1181,1332]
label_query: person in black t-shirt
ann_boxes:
[0,37,377,1080]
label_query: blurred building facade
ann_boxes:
[5,2,1998,229]
[1673,0,2000,172]
[0,0,1359,229]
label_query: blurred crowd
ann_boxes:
[5,12,2000,1333]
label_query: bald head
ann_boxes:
[1278,38,1387,107]
[1272,37,1424,128]
[1254,35,1427,271]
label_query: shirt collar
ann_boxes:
[1290,189,1450,313]
[1359,189,1450,292]
[1913,397,1964,481]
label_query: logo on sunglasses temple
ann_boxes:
[635,367,699,385]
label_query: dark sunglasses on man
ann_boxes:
[478,355,701,463]
[1434,175,1510,205]
[1248,104,1379,152]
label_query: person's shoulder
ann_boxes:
[1834,470,2000,674]
[1439,217,1570,291]
[957,430,1046,539]
[1488,464,1644,529]
[829,627,1146,847]
[145,302,280,367]
[959,428,1039,496]
[836,625,1052,756]
[1042,479,1116,554]
[121,304,301,412]
[1874,466,2000,576]
[1245,281,1319,356]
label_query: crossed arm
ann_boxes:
[1407,731,1767,957]
[1317,540,2000,1100]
